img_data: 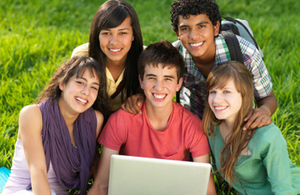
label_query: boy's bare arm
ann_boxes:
[121,93,145,115]
[243,91,277,130]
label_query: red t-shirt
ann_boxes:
[98,101,210,160]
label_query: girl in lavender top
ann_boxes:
[2,56,110,195]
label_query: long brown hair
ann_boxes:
[88,0,143,99]
[36,56,111,120]
[202,61,255,184]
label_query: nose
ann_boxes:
[154,79,164,91]
[189,28,199,40]
[81,85,89,95]
[109,34,119,44]
[212,92,223,103]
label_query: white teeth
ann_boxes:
[215,106,227,110]
[110,48,121,52]
[76,97,87,104]
[190,42,204,47]
[153,94,166,99]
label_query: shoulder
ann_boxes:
[172,40,182,49]
[253,123,282,140]
[20,104,42,121]
[174,102,201,123]
[19,104,43,138]
[250,123,286,153]
[94,110,104,137]
[71,42,89,57]
[107,109,137,125]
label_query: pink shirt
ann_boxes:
[99,101,210,160]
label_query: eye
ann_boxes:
[76,81,83,85]
[91,86,99,91]
[198,24,206,29]
[224,90,230,94]
[180,27,188,32]
[209,90,216,94]
[100,31,110,35]
[120,31,128,35]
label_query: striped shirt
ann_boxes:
[173,34,272,119]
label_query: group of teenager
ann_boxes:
[2,0,300,194]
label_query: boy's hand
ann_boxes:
[121,93,145,115]
[243,107,271,130]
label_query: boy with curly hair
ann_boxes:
[170,0,277,130]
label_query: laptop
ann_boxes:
[108,155,212,195]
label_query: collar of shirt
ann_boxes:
[106,67,125,97]
[177,35,231,80]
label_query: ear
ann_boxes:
[138,75,144,89]
[176,77,183,91]
[214,21,220,36]
[59,82,64,91]
[175,31,180,39]
[131,35,134,42]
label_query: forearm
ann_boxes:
[256,91,277,116]
[207,173,217,195]
[88,183,108,195]
[31,169,52,195]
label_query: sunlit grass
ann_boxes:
[0,0,299,194]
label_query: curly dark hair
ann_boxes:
[170,0,221,32]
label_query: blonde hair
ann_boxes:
[202,61,255,184]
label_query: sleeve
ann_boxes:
[259,125,297,194]
[237,36,273,99]
[185,115,210,158]
[179,87,192,111]
[71,43,89,57]
[98,111,127,151]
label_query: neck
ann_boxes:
[192,44,216,79]
[219,119,235,144]
[145,100,173,131]
[106,59,126,82]
[58,99,79,129]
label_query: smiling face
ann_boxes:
[59,69,100,115]
[139,64,183,111]
[176,14,219,61]
[208,80,242,124]
[99,16,134,66]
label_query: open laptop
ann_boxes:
[108,155,211,195]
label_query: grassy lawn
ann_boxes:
[1,0,299,194]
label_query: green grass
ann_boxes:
[1,0,299,194]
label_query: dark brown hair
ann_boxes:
[36,56,111,119]
[138,40,185,83]
[89,0,143,99]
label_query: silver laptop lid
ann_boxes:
[108,155,211,195]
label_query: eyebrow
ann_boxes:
[78,77,100,86]
[145,74,175,79]
[145,74,157,77]
[101,28,130,31]
[179,21,209,28]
